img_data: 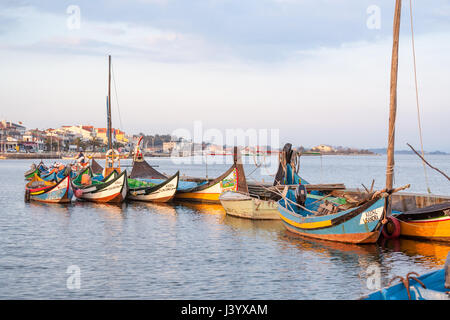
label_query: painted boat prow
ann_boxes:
[26,174,73,203]
[175,147,248,204]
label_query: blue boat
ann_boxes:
[362,252,450,300]
[276,143,387,244]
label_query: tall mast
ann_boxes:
[107,55,112,151]
[386,0,402,190]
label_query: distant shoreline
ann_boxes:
[2,151,448,160]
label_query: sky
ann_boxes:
[0,0,449,151]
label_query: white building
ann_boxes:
[60,125,95,141]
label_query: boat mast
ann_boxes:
[107,54,113,151]
[386,0,402,191]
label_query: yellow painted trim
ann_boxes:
[31,190,46,195]
[399,219,450,239]
[279,212,332,229]
[175,192,220,201]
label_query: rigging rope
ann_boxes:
[409,0,431,193]
[110,62,125,133]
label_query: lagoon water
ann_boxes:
[0,154,449,299]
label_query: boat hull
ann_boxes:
[175,168,239,204]
[128,172,179,203]
[220,191,280,220]
[391,201,450,241]
[278,198,386,244]
[24,168,40,180]
[397,217,450,242]
[362,268,449,300]
[73,170,128,204]
[27,175,73,203]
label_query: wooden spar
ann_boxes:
[107,55,112,151]
[386,0,402,191]
[103,55,120,176]
[407,143,450,181]
[234,146,249,194]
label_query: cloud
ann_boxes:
[0,4,233,62]
[0,1,449,151]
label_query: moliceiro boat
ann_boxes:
[72,168,128,203]
[175,146,248,204]
[71,55,128,204]
[25,174,73,203]
[128,172,179,202]
[24,161,48,180]
[127,137,179,202]
[130,145,248,204]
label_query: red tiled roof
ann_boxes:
[82,125,94,131]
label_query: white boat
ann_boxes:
[219,190,280,220]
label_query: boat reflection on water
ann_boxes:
[127,201,177,216]
[221,214,285,235]
[73,201,126,214]
[380,237,450,266]
[28,201,72,217]
[174,202,226,216]
[280,232,382,278]
[279,231,380,257]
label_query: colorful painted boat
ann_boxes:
[90,158,104,175]
[128,171,180,203]
[278,194,386,244]
[25,167,41,180]
[25,174,73,203]
[130,144,247,204]
[72,168,128,204]
[362,252,450,300]
[24,161,48,180]
[126,137,180,202]
[221,144,347,220]
[392,201,450,242]
[174,147,248,204]
[276,143,387,244]
[174,166,241,203]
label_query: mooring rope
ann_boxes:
[409,0,431,193]
[389,271,427,300]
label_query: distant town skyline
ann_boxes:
[1,1,449,151]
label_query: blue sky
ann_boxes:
[0,0,449,151]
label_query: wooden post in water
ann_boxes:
[386,0,402,191]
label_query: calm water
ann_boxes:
[0,154,449,299]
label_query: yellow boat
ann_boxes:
[174,147,248,204]
[391,193,450,242]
